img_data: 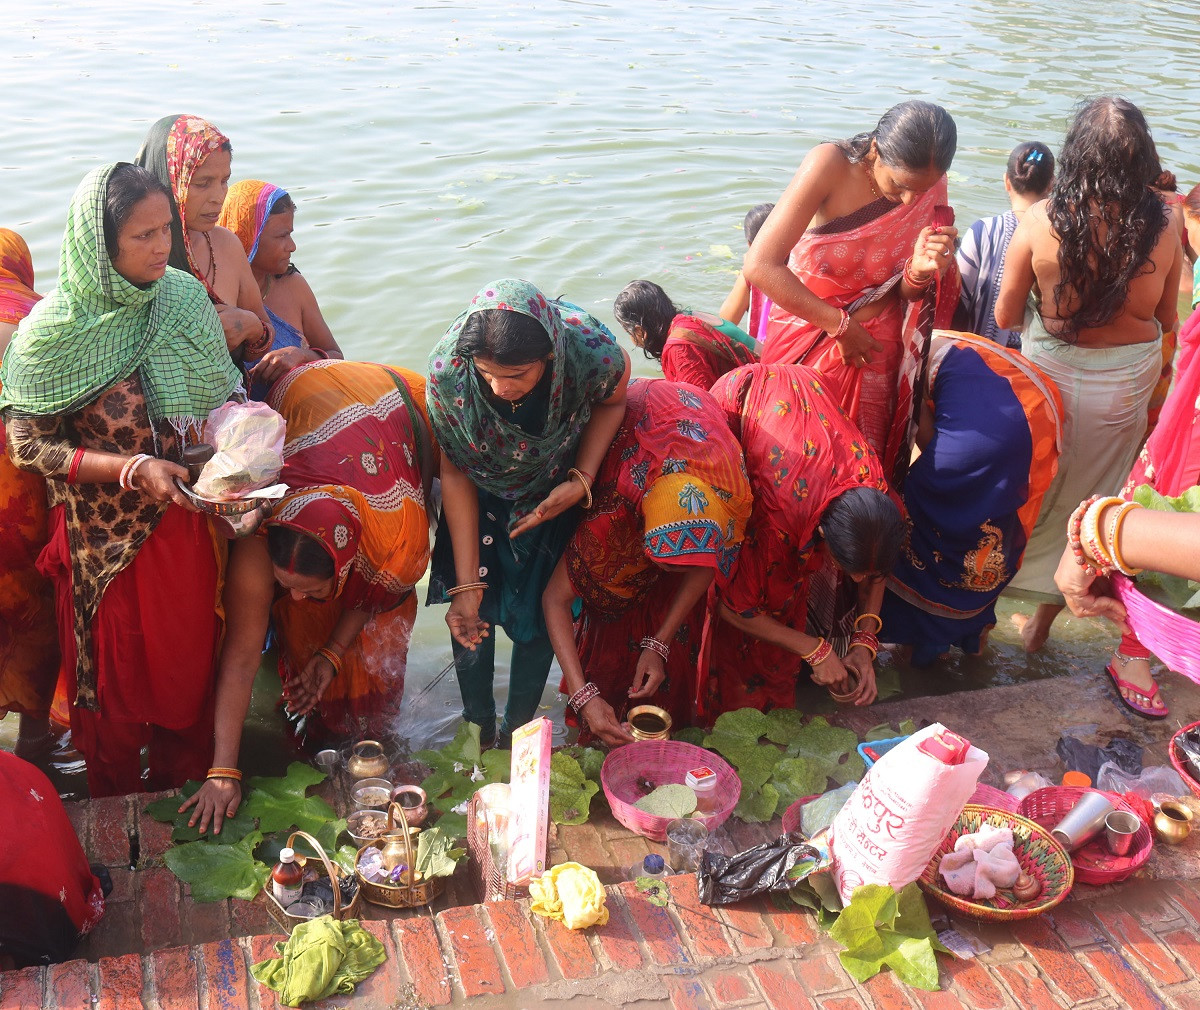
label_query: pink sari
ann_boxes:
[761,180,959,482]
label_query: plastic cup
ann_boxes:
[1103,810,1139,856]
[1050,790,1116,851]
[666,818,708,873]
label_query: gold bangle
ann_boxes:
[446,581,488,597]
[848,641,878,660]
[314,646,343,677]
[568,467,594,510]
[799,637,827,662]
[1110,501,1144,577]
[853,613,882,633]
[207,767,243,781]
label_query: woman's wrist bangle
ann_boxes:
[314,646,343,677]
[1067,494,1103,575]
[800,637,833,665]
[568,681,600,715]
[1109,501,1144,577]
[67,447,86,484]
[207,767,243,782]
[1081,496,1123,574]
[640,635,670,660]
[849,631,879,660]
[568,467,594,510]
[119,453,152,490]
[903,257,934,290]
[853,613,883,633]
[446,581,488,597]
[831,308,851,339]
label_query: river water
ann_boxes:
[2,0,1195,792]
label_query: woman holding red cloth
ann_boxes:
[708,364,904,713]
[543,379,751,745]
[747,101,960,481]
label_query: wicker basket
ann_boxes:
[355,803,446,909]
[1170,720,1200,799]
[601,740,739,842]
[467,790,528,903]
[968,783,1020,812]
[918,804,1074,921]
[1017,787,1152,885]
[260,830,362,933]
[1113,575,1200,683]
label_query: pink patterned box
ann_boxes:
[507,716,552,885]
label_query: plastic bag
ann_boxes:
[528,862,608,930]
[1095,761,1187,799]
[696,833,830,906]
[1005,771,1054,801]
[829,723,987,904]
[1056,735,1142,783]
[193,401,286,500]
[1175,727,1200,783]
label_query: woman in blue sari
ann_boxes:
[880,333,1063,664]
[219,179,344,398]
[427,279,629,747]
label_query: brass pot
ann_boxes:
[1154,800,1194,845]
[390,784,428,827]
[347,739,390,780]
[628,705,672,741]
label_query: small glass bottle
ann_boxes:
[271,847,304,906]
[630,852,671,881]
[685,766,718,815]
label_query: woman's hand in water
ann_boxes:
[509,479,587,537]
[446,589,491,649]
[215,304,266,353]
[835,317,883,368]
[910,225,959,281]
[581,697,635,746]
[179,778,242,835]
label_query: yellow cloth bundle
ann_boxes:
[529,862,609,930]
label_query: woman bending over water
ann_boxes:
[998,96,1182,680]
[220,180,343,397]
[748,100,959,481]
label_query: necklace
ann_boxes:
[199,230,217,286]
[863,160,883,201]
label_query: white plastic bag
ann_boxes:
[1095,762,1187,800]
[830,723,988,903]
[193,401,286,500]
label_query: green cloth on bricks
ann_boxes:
[250,915,386,1007]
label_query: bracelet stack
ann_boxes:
[568,681,600,714]
[67,447,86,484]
[1069,494,1143,578]
[314,646,343,677]
[119,453,152,490]
[903,256,934,291]
[207,767,243,782]
[801,637,833,667]
[640,635,670,660]
[446,581,487,597]
[245,321,272,355]
[568,467,594,510]
[849,631,879,659]
[832,309,851,339]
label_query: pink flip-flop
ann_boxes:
[1105,662,1169,720]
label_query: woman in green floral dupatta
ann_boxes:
[427,279,629,747]
[0,163,241,796]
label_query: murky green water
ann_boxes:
[2,0,1194,793]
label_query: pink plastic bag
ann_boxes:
[830,723,988,903]
[193,401,286,500]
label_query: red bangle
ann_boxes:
[67,447,86,484]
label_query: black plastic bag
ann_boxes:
[696,832,828,906]
[1056,735,1142,783]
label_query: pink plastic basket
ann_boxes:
[1170,720,1200,800]
[1113,575,1200,683]
[601,740,739,842]
[1017,786,1152,885]
[969,783,1020,812]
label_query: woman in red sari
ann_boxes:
[543,379,751,744]
[748,102,960,481]
[0,229,59,759]
[708,364,904,713]
[613,280,757,390]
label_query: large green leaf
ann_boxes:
[241,762,338,835]
[769,757,827,815]
[549,751,600,824]
[164,830,270,903]
[432,811,468,839]
[764,707,806,745]
[144,780,256,845]
[786,717,862,785]
[733,783,778,822]
[828,882,944,992]
[415,826,467,879]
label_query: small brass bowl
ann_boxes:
[1154,800,1194,845]
[628,705,672,741]
[829,670,861,704]
[389,784,428,827]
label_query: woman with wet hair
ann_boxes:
[613,279,756,390]
[997,97,1183,687]
[955,141,1055,347]
[748,101,961,481]
[707,363,903,713]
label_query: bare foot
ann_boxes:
[1012,603,1062,653]
[968,623,996,657]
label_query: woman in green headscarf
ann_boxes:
[0,163,242,797]
[426,279,629,747]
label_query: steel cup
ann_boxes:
[1103,810,1140,856]
[666,818,708,873]
[1050,790,1116,852]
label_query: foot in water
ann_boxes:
[1011,603,1063,653]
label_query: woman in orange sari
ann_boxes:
[0,229,58,758]
[748,102,960,482]
[182,359,434,833]
[543,379,751,744]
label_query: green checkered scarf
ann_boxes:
[0,164,240,426]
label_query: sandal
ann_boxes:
[1105,655,1169,720]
